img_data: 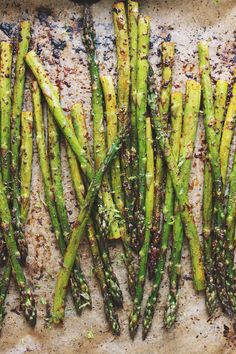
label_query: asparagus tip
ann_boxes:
[21,289,37,327]
[163,293,178,329]
[129,312,139,339]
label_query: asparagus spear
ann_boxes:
[201,80,228,316]
[163,94,183,329]
[143,67,205,337]
[214,80,228,149]
[135,15,150,248]
[164,81,200,330]
[0,42,13,264]
[31,80,92,314]
[52,125,128,324]
[67,114,120,334]
[100,75,125,213]
[11,21,31,263]
[128,1,138,171]
[149,42,175,279]
[129,117,154,338]
[67,113,123,307]
[127,0,139,246]
[47,94,91,311]
[70,103,92,166]
[225,150,236,312]
[223,71,236,312]
[198,41,231,313]
[113,2,133,220]
[20,112,33,225]
[202,159,216,316]
[128,0,139,157]
[0,42,13,187]
[219,79,236,187]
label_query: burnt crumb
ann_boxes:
[223,324,230,337]
[36,43,43,56]
[65,25,74,40]
[223,322,236,340]
[51,38,67,59]
[10,305,21,316]
[73,46,86,54]
[165,33,172,42]
[64,81,71,88]
[183,274,193,281]
[51,38,67,51]
[36,6,53,25]
[77,18,84,32]
[0,22,14,37]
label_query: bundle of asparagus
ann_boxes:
[1,0,236,341]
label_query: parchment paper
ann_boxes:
[0,0,236,353]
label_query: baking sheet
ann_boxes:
[0,0,236,353]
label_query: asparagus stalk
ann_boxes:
[202,159,216,316]
[67,114,120,334]
[0,170,36,325]
[135,15,150,248]
[70,103,92,166]
[47,94,69,237]
[113,2,133,222]
[20,112,33,225]
[127,0,139,247]
[225,150,236,312]
[129,117,154,338]
[67,113,123,307]
[220,80,236,187]
[52,125,128,324]
[32,80,92,314]
[149,42,175,278]
[0,42,12,187]
[143,65,205,337]
[112,2,130,125]
[83,6,123,241]
[47,94,91,311]
[163,93,183,329]
[214,80,228,149]
[223,71,236,312]
[163,81,200,330]
[11,21,31,263]
[198,41,230,313]
[128,0,139,180]
[100,75,125,213]
[201,80,228,316]
[0,42,13,264]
